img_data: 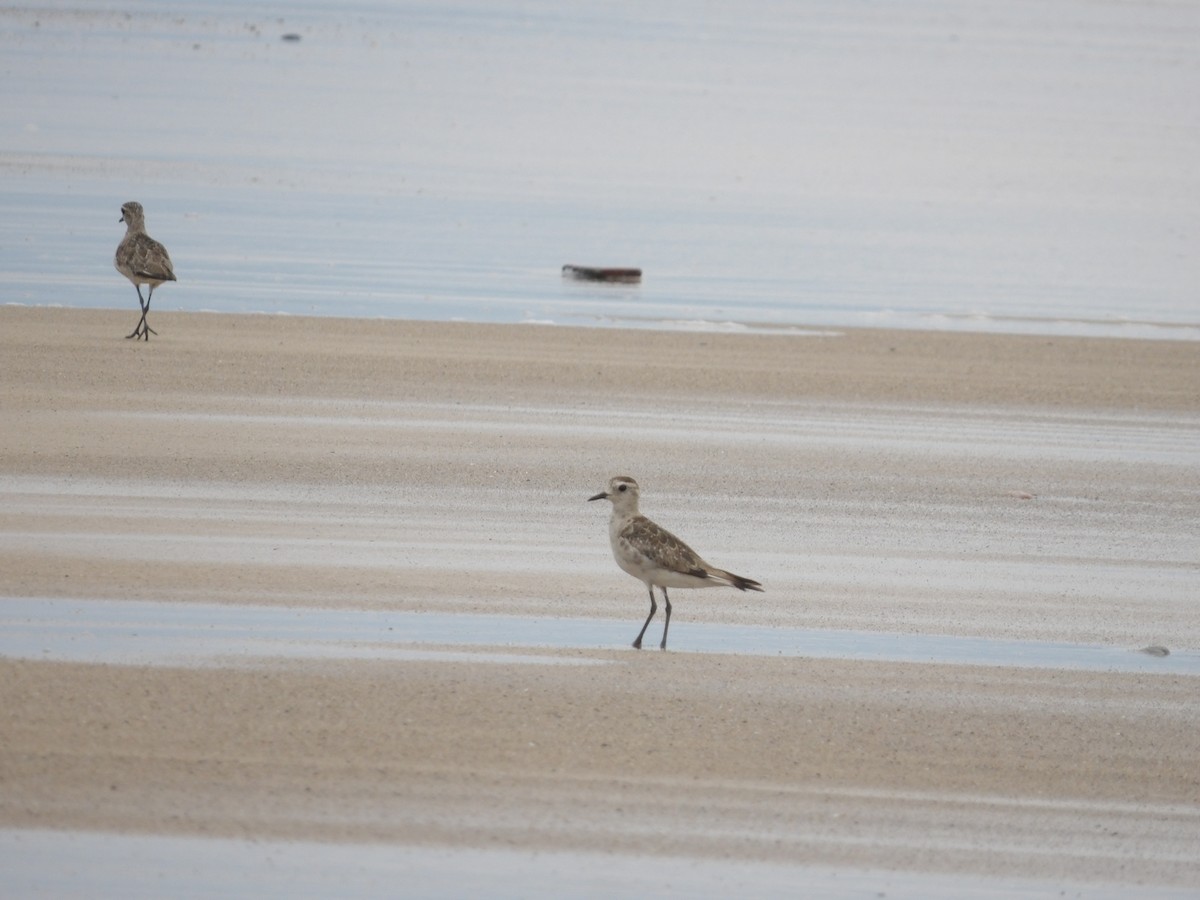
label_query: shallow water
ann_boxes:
[3,828,1198,900]
[3,597,1195,675]
[3,1,1198,338]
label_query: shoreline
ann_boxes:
[4,306,1199,412]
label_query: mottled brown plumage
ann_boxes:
[589,475,763,649]
[616,516,710,582]
[115,201,176,340]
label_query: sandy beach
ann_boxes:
[2,307,1198,893]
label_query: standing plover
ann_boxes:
[589,475,763,650]
[114,201,176,341]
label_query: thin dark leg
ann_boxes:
[127,287,158,341]
[126,286,147,339]
[143,286,157,339]
[659,588,672,650]
[632,585,657,650]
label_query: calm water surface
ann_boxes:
[3,1,1198,337]
[3,597,1197,674]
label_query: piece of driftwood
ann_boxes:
[562,264,642,283]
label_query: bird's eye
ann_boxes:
[617,484,627,492]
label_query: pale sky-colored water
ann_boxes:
[6,828,1196,900]
[2,1,1198,336]
[3,597,1195,672]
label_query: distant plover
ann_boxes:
[114,201,176,341]
[589,475,763,650]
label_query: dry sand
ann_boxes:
[1,307,1198,890]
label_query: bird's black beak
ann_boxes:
[587,491,607,502]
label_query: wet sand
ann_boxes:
[1,307,1199,891]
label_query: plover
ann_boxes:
[114,201,176,341]
[588,475,763,650]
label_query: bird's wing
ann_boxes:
[619,516,710,579]
[129,234,176,282]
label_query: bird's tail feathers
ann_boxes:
[713,569,764,592]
